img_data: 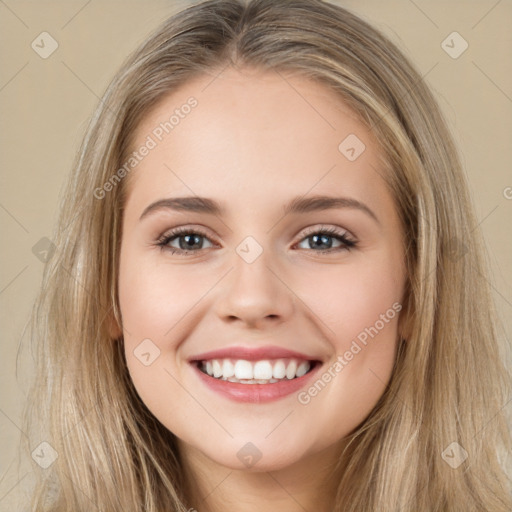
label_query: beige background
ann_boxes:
[1,0,511,507]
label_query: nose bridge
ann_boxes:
[214,233,294,325]
[235,236,274,286]
[231,234,280,300]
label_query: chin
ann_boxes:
[195,435,317,473]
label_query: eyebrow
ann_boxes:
[139,194,379,224]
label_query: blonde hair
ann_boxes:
[23,0,511,510]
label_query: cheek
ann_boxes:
[118,250,226,413]
[295,258,402,425]
[118,253,209,432]
[118,251,207,341]
[303,257,403,346]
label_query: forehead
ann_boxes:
[123,66,389,216]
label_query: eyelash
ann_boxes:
[156,225,357,256]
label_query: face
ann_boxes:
[117,66,407,472]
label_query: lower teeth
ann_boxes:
[221,377,283,384]
[200,370,300,384]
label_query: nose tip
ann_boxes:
[215,255,294,329]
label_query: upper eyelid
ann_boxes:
[300,224,354,239]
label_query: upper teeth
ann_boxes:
[201,358,311,381]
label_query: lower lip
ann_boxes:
[191,362,321,403]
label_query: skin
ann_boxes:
[116,65,407,511]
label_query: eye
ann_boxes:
[156,224,357,255]
[294,225,357,254]
[157,226,214,255]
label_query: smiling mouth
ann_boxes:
[195,358,318,384]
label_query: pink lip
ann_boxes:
[191,361,322,403]
[188,345,320,362]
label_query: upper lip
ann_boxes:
[188,345,322,362]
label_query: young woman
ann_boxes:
[24,0,511,510]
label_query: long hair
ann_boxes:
[23,0,511,510]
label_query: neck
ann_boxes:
[178,441,346,512]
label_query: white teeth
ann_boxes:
[234,360,253,380]
[222,359,235,378]
[200,358,314,382]
[285,360,297,379]
[296,361,310,377]
[253,361,273,380]
[272,360,286,379]
[212,360,222,378]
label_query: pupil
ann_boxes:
[180,234,201,250]
[311,234,332,250]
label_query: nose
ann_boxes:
[213,247,295,330]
